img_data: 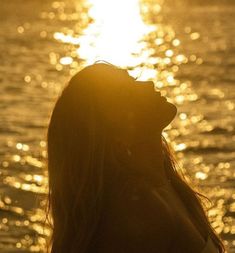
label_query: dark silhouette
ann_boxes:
[46,62,225,253]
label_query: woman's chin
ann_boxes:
[166,100,177,117]
[161,99,177,126]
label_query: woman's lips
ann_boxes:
[156,91,167,101]
[155,91,167,100]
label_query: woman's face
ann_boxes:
[100,67,177,143]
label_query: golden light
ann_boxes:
[172,38,180,46]
[165,49,174,57]
[54,32,80,45]
[190,32,200,40]
[175,54,187,64]
[179,113,187,120]
[195,171,208,180]
[77,0,154,67]
[175,143,187,151]
[59,56,73,65]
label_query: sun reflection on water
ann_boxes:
[51,0,191,87]
[1,0,234,251]
[77,0,154,67]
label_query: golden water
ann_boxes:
[0,0,234,252]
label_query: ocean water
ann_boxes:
[0,0,234,252]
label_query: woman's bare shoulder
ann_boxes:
[109,176,173,228]
[102,176,174,252]
[116,176,173,215]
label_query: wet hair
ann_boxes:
[46,62,225,253]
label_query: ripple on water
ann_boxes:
[1,0,235,252]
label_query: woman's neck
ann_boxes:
[125,133,169,186]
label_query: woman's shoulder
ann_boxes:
[103,159,174,219]
[101,174,174,251]
[107,173,174,225]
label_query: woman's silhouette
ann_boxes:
[46,62,225,253]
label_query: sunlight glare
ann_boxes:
[77,0,154,67]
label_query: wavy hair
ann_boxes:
[46,62,225,253]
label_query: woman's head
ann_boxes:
[64,62,177,146]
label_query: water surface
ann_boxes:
[0,0,234,252]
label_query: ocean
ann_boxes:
[0,0,234,252]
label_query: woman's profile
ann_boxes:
[46,62,225,253]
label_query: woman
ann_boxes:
[46,62,225,253]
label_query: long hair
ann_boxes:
[161,137,225,252]
[46,62,225,253]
